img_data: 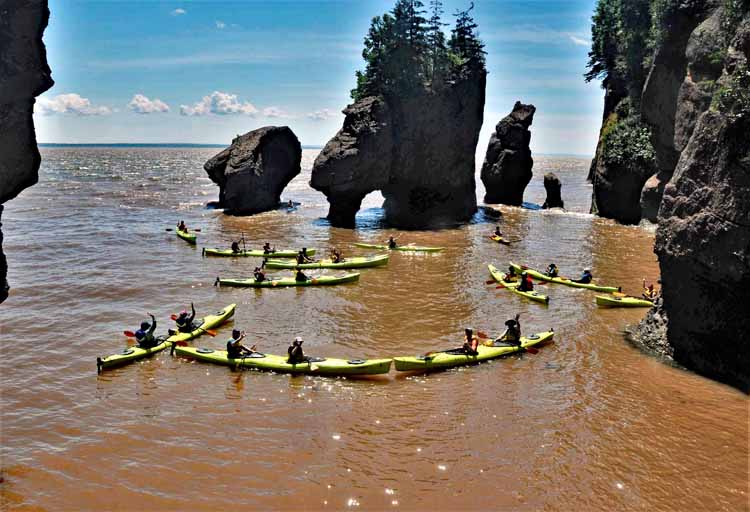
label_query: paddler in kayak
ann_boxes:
[226,329,257,359]
[504,265,518,282]
[387,236,398,249]
[572,268,593,284]
[177,220,187,232]
[134,313,158,349]
[496,315,521,346]
[263,242,275,254]
[545,263,559,278]
[253,266,266,282]
[295,269,309,282]
[175,303,196,333]
[493,226,503,238]
[330,248,344,263]
[518,271,534,292]
[297,248,314,264]
[231,240,241,254]
[287,337,308,364]
[642,278,659,300]
[461,328,479,356]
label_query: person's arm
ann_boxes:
[189,303,196,322]
[148,314,156,335]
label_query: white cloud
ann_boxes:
[215,20,226,29]
[263,106,291,118]
[179,91,258,116]
[35,93,111,116]
[128,94,170,114]
[569,35,590,46]
[171,8,186,16]
[306,108,336,121]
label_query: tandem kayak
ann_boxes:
[488,264,550,304]
[176,229,196,245]
[216,273,360,288]
[394,331,554,372]
[97,303,237,372]
[264,253,389,270]
[202,248,316,258]
[490,235,510,245]
[595,295,653,308]
[174,346,392,376]
[353,242,443,252]
[509,261,620,293]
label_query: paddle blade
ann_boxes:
[536,281,548,285]
[525,347,539,355]
[123,330,136,337]
[204,329,217,337]
[170,314,178,321]
[476,331,489,339]
[194,228,202,232]
[165,228,174,232]
[495,284,506,289]
[485,280,496,285]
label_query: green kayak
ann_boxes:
[174,346,392,376]
[264,253,389,270]
[176,229,196,245]
[488,264,550,304]
[203,248,316,258]
[353,242,443,252]
[97,303,236,373]
[216,272,360,288]
[394,331,554,372]
[595,294,653,307]
[509,261,620,293]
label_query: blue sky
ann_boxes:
[35,0,603,154]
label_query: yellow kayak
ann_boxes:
[488,264,550,304]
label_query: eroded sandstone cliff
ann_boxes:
[0,0,54,303]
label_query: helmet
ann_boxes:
[584,268,591,272]
[294,336,304,344]
[140,322,150,330]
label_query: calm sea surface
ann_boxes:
[1,148,747,511]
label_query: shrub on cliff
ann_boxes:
[350,0,485,101]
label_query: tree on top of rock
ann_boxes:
[351,0,486,101]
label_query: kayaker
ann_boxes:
[288,200,294,208]
[493,226,503,237]
[253,267,266,282]
[387,236,398,249]
[497,315,521,346]
[263,242,274,254]
[297,249,314,264]
[545,263,559,278]
[504,265,517,282]
[330,248,343,263]
[287,337,307,364]
[518,271,534,292]
[177,220,187,232]
[135,314,157,349]
[175,303,196,333]
[226,329,257,359]
[461,328,479,356]
[642,279,659,300]
[231,241,241,254]
[572,268,593,284]
[295,269,309,282]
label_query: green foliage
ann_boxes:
[350,0,485,101]
[601,116,656,167]
[585,0,620,83]
[713,65,750,119]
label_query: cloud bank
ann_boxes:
[180,91,258,116]
[171,8,186,16]
[36,93,111,116]
[306,108,336,121]
[128,94,169,114]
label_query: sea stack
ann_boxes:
[204,126,302,215]
[310,3,487,229]
[480,101,535,205]
[542,173,564,209]
[0,0,54,303]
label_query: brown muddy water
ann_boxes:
[1,148,747,511]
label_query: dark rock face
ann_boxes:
[542,173,564,209]
[635,14,750,392]
[0,0,54,303]
[481,101,535,205]
[311,73,486,229]
[204,126,301,215]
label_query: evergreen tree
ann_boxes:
[426,0,449,82]
[584,0,620,85]
[448,2,486,73]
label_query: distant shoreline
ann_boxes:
[38,143,591,158]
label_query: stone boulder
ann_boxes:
[0,0,54,303]
[204,126,301,215]
[481,101,535,205]
[542,173,564,209]
[311,72,486,229]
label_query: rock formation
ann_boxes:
[311,76,485,229]
[204,126,301,215]
[480,101,535,205]
[0,0,54,303]
[542,172,564,209]
[635,11,750,392]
